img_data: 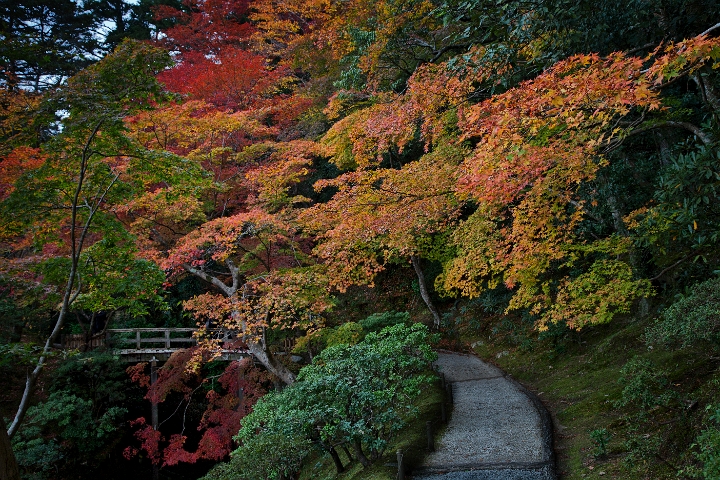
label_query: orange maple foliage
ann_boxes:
[646,34,720,85]
[321,95,417,169]
[243,140,321,212]
[125,100,281,223]
[446,38,720,327]
[311,32,720,329]
[156,208,327,384]
[302,145,464,291]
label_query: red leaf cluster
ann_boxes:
[126,355,271,467]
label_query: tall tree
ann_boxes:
[1,39,181,440]
[0,417,19,480]
[0,0,100,91]
[86,0,185,48]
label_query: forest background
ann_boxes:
[2,0,720,478]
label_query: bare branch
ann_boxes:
[701,22,720,36]
[183,263,235,297]
[605,120,715,153]
[649,255,693,282]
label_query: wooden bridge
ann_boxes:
[61,328,251,362]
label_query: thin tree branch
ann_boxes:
[182,263,235,297]
[649,255,693,282]
[605,120,715,153]
[701,22,720,36]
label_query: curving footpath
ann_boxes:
[412,352,557,480]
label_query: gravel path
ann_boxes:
[412,352,556,480]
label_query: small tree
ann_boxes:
[217,323,437,478]
[125,353,272,467]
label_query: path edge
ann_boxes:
[503,373,558,480]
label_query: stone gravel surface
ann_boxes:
[412,352,556,480]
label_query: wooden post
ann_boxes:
[136,330,141,350]
[426,421,435,452]
[237,361,244,409]
[165,330,170,349]
[396,449,405,480]
[151,357,159,480]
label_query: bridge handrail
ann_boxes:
[106,328,197,333]
[105,327,238,350]
[62,328,245,358]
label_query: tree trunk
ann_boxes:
[8,289,75,438]
[692,72,720,113]
[0,414,20,480]
[341,444,353,461]
[246,337,296,385]
[185,261,298,385]
[606,195,628,237]
[327,446,344,473]
[352,440,371,468]
[7,144,117,439]
[606,194,650,316]
[9,324,22,343]
[410,256,442,329]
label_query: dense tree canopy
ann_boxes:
[2,0,720,477]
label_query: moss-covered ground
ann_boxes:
[461,311,720,480]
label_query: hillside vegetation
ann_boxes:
[1,0,720,478]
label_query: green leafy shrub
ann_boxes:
[473,285,516,315]
[646,276,720,353]
[622,430,663,469]
[13,396,126,479]
[293,322,364,358]
[633,146,720,282]
[615,356,681,469]
[358,311,410,332]
[683,404,720,479]
[292,328,332,357]
[205,323,437,479]
[298,323,437,461]
[202,433,313,480]
[326,321,363,347]
[615,357,678,412]
[11,352,136,479]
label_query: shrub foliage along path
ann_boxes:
[414,352,556,480]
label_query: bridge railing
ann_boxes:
[61,328,250,362]
[105,328,242,350]
[105,328,198,350]
[61,333,105,350]
[62,328,243,351]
